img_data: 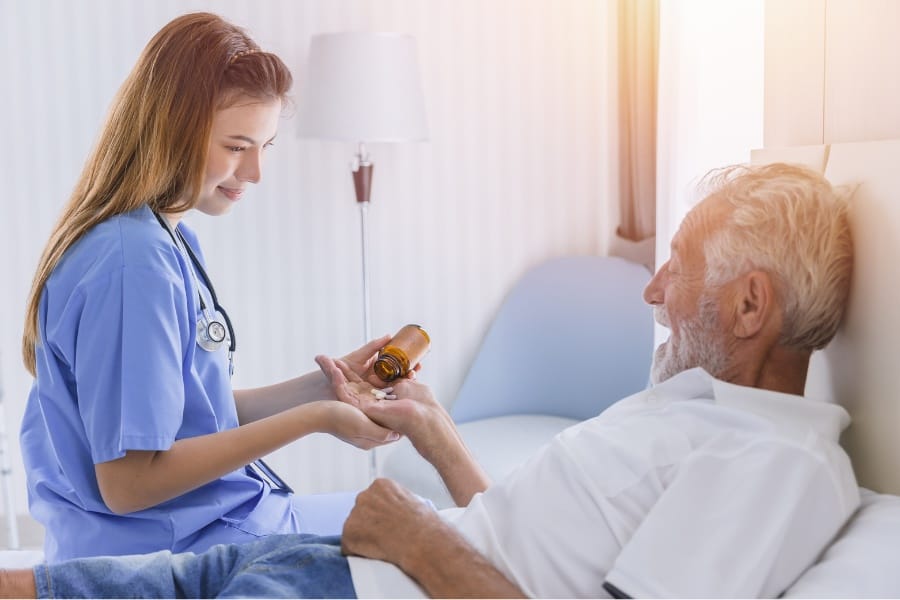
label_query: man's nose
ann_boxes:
[643,262,667,306]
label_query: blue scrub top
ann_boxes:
[21,205,296,562]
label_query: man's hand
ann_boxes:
[342,479,525,599]
[359,378,456,463]
[361,380,492,507]
[320,358,490,507]
[342,478,437,565]
[316,363,456,466]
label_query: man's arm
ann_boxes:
[364,378,490,506]
[342,478,525,598]
[320,357,490,506]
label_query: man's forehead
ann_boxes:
[672,203,706,247]
[672,195,731,252]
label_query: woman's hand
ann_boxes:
[315,355,395,408]
[315,357,446,452]
[315,400,401,450]
[338,335,390,387]
[339,335,423,387]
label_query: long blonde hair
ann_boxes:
[23,12,292,375]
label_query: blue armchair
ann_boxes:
[380,256,655,507]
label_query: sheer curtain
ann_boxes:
[611,0,659,271]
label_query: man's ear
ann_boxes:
[732,270,776,339]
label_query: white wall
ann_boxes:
[764,0,900,147]
[0,0,617,528]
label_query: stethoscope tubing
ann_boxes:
[177,236,237,354]
[153,211,236,354]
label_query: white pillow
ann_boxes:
[784,488,900,598]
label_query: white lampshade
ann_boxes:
[298,32,428,143]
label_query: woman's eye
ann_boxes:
[227,146,246,153]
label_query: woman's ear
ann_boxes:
[732,270,776,339]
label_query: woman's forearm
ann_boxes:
[95,401,329,513]
[234,370,333,424]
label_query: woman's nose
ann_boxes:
[237,152,262,183]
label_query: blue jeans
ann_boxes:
[33,534,356,598]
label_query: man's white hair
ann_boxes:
[700,163,853,351]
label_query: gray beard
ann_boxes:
[650,295,728,385]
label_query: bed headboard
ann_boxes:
[752,139,900,495]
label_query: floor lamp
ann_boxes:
[298,32,428,479]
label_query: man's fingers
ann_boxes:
[352,409,401,443]
[370,426,401,443]
[353,430,401,449]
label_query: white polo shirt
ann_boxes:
[348,368,859,598]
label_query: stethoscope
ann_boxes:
[153,210,293,493]
[153,211,236,375]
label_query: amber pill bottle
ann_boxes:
[374,324,431,383]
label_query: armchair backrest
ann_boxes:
[450,256,654,423]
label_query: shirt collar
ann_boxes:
[653,367,850,442]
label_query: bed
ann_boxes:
[751,139,900,597]
[1,141,899,597]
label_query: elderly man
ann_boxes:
[1,163,857,598]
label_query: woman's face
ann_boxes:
[194,96,282,217]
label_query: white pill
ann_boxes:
[370,389,387,400]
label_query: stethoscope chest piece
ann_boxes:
[196,314,228,352]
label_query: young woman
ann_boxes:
[20,12,399,563]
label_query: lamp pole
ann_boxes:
[351,142,378,478]
[352,142,373,344]
[298,32,428,484]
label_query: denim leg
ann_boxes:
[34,549,189,598]
[34,534,355,599]
[215,535,356,599]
